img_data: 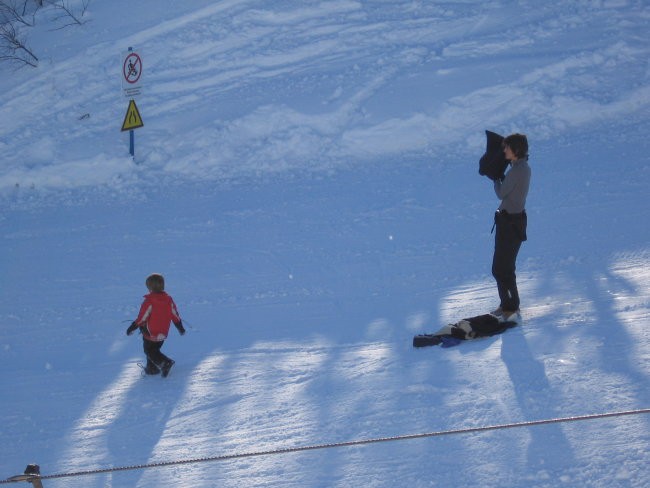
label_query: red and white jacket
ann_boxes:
[135,292,181,342]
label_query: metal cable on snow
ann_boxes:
[2,408,649,484]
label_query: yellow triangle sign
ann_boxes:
[121,99,144,131]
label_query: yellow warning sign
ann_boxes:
[121,99,144,131]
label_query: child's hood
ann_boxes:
[145,291,172,303]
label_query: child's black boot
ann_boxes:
[161,359,175,378]
[145,359,161,375]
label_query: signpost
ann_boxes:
[121,47,144,158]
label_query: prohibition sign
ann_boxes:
[123,52,142,84]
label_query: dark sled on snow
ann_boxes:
[413,313,518,348]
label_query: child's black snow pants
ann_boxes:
[492,210,527,312]
[143,338,172,371]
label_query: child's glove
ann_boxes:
[126,321,139,336]
[175,321,186,336]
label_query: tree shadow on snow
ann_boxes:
[582,263,650,407]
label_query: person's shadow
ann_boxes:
[501,327,576,475]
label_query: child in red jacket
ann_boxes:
[127,273,185,377]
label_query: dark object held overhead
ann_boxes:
[479,130,508,181]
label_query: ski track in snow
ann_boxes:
[1,1,649,487]
[0,1,648,189]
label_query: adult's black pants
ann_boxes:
[492,211,527,312]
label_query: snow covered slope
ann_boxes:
[1,1,649,487]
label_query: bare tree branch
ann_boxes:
[0,0,90,67]
[0,0,41,27]
[45,0,90,29]
[0,20,38,66]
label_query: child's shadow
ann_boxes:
[500,328,576,473]
[104,358,191,481]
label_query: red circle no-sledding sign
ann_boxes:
[123,52,142,84]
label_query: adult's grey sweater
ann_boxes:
[494,158,531,214]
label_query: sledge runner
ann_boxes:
[126,273,185,377]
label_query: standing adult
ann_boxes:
[491,134,531,322]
